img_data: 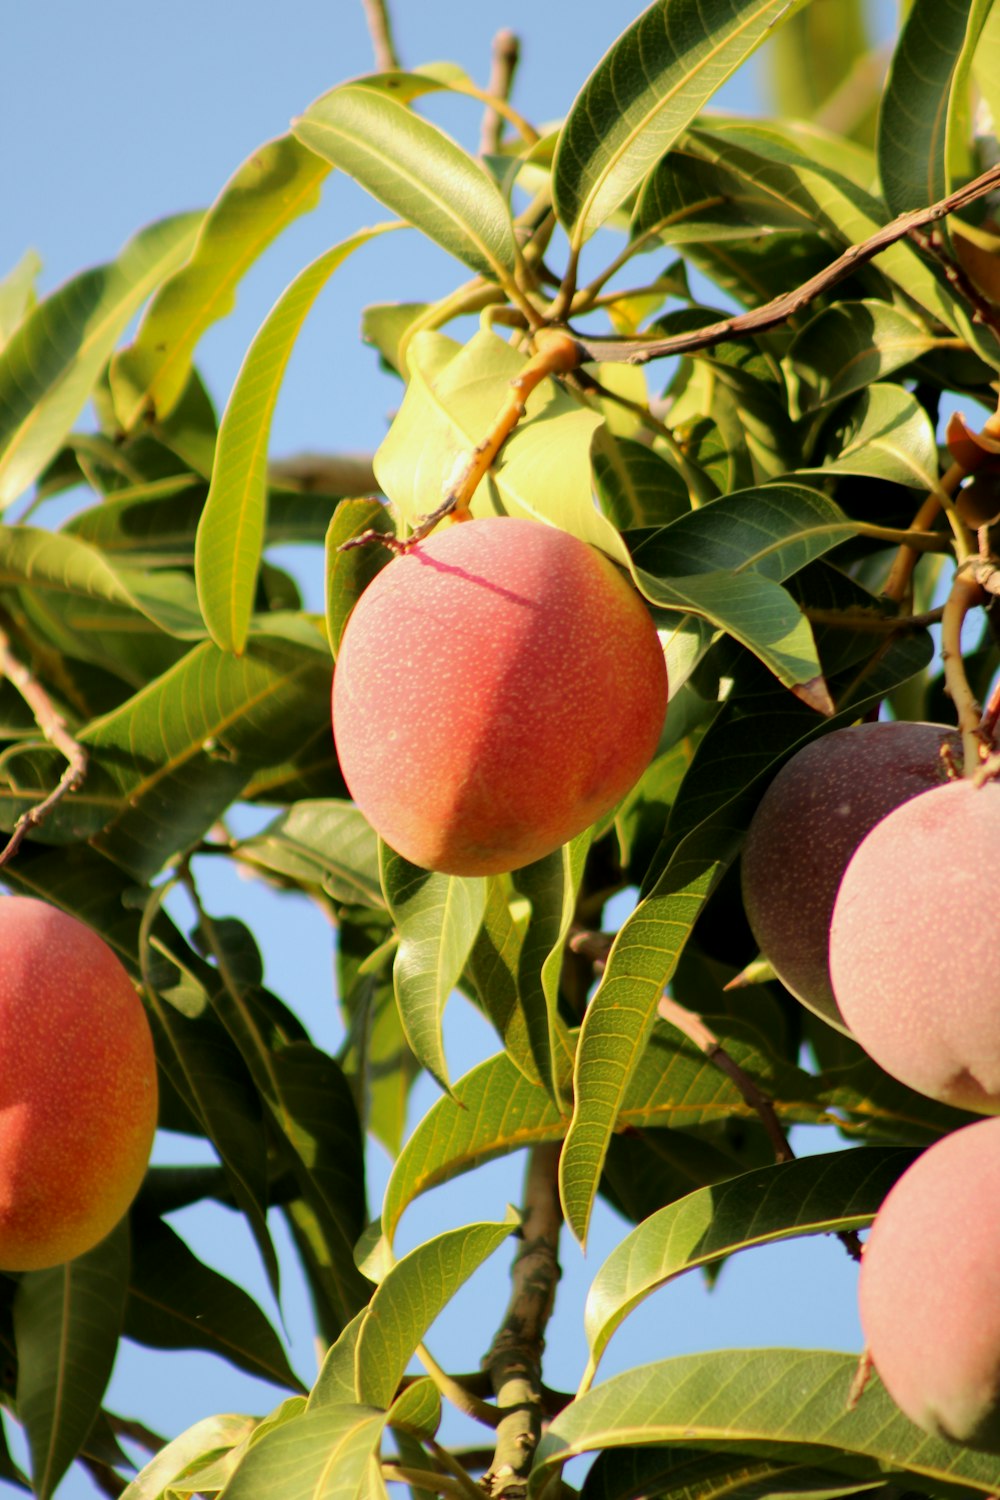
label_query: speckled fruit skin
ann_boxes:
[0,896,158,1270]
[332,517,668,876]
[860,1118,1000,1450]
[740,722,955,1032]
[831,776,1000,1113]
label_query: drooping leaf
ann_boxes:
[325,498,396,659]
[234,799,382,909]
[531,1350,1000,1497]
[582,1148,915,1382]
[111,134,329,428]
[0,212,202,507]
[125,1216,304,1392]
[14,1221,129,1500]
[355,1215,517,1407]
[293,84,517,280]
[380,843,487,1093]
[195,225,396,654]
[552,0,810,244]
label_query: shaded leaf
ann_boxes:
[111,134,329,427]
[326,498,395,658]
[196,226,395,653]
[583,1444,885,1500]
[234,799,382,909]
[0,212,201,506]
[804,384,939,489]
[14,1222,129,1500]
[788,301,938,410]
[293,84,516,279]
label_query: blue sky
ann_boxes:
[1,6,869,1496]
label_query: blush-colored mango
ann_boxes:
[332,517,668,876]
[0,896,158,1270]
[859,1117,1000,1450]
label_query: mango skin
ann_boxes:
[332,517,668,876]
[831,777,1000,1114]
[0,896,158,1270]
[740,722,955,1032]
[860,1117,1000,1451]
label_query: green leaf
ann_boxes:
[309,1311,366,1408]
[380,844,487,1093]
[0,212,202,507]
[325,499,395,659]
[293,84,517,280]
[374,330,623,560]
[877,0,987,216]
[387,1378,441,1441]
[803,383,939,489]
[531,1350,1000,1497]
[355,1216,516,1407]
[582,1445,885,1500]
[221,1404,386,1500]
[511,832,592,1105]
[381,1051,567,1248]
[125,1216,304,1392]
[79,634,332,881]
[0,249,41,349]
[195,225,396,653]
[788,301,938,410]
[111,134,329,427]
[582,1148,915,1383]
[118,1413,258,1500]
[552,0,810,244]
[234,799,382,909]
[592,431,690,530]
[14,1221,129,1500]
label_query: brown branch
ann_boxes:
[566,162,1000,367]
[0,625,88,869]
[360,0,400,70]
[479,31,520,158]
[909,224,1000,341]
[482,1143,562,1500]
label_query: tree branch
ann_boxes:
[0,624,88,870]
[482,1143,562,1500]
[565,162,1000,367]
[479,30,520,158]
[360,0,400,70]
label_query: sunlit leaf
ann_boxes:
[234,799,382,909]
[552,0,810,244]
[111,135,329,427]
[0,212,201,507]
[293,84,516,279]
[221,1404,386,1500]
[802,383,939,489]
[196,226,396,653]
[789,301,938,410]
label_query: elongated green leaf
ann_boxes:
[511,831,592,1105]
[382,1051,567,1247]
[380,844,487,1092]
[0,212,201,506]
[464,877,540,1084]
[802,383,939,489]
[877,0,985,216]
[118,1413,258,1500]
[196,226,396,653]
[325,498,395,659]
[355,1216,516,1407]
[552,0,810,244]
[14,1222,129,1500]
[293,85,516,279]
[126,1216,304,1392]
[222,1404,385,1500]
[310,1311,366,1408]
[582,1445,884,1500]
[112,135,329,427]
[531,1350,1000,1497]
[79,634,331,881]
[789,301,938,410]
[235,799,382,908]
[583,1148,915,1382]
[0,249,41,349]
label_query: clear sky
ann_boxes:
[1,6,868,1497]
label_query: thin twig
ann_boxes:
[360,0,400,70]
[657,995,794,1164]
[0,625,88,869]
[479,31,520,158]
[909,224,1000,341]
[417,1343,499,1427]
[803,604,944,633]
[381,1465,470,1500]
[566,162,1000,367]
[482,1143,562,1500]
